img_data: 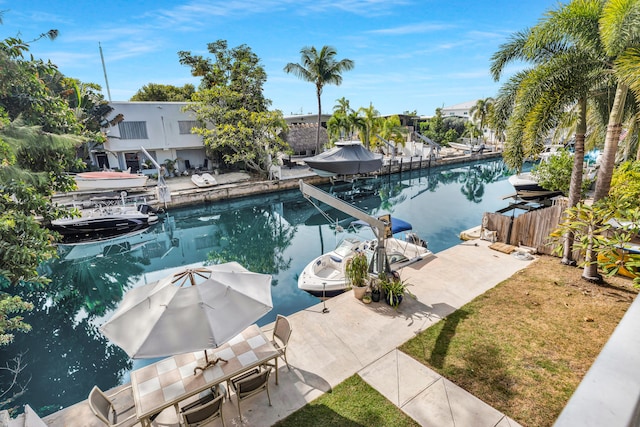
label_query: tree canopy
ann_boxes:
[0,23,103,348]
[130,83,195,102]
[179,40,270,112]
[182,40,288,177]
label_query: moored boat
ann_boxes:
[297,219,432,297]
[303,141,383,177]
[508,172,545,193]
[74,170,149,191]
[50,202,159,244]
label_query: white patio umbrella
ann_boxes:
[99,262,273,362]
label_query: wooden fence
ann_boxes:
[482,199,568,255]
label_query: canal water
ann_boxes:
[1,157,518,416]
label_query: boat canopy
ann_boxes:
[303,141,383,176]
[351,217,413,235]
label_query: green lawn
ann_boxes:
[273,374,420,427]
[400,256,636,427]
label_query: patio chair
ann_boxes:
[228,366,272,418]
[271,314,292,369]
[180,393,225,427]
[88,385,136,427]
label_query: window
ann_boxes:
[179,120,199,134]
[118,121,148,139]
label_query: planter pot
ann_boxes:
[353,286,367,300]
[371,290,381,302]
[362,295,372,304]
[385,293,403,307]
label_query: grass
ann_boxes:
[273,374,420,427]
[273,256,636,427]
[400,255,637,427]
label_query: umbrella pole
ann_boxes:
[194,350,228,375]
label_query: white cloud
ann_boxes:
[369,22,454,35]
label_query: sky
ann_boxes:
[2,0,561,117]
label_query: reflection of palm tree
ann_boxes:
[46,251,147,316]
[460,175,485,203]
[460,165,484,203]
[378,183,408,212]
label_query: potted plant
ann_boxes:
[163,158,179,177]
[381,274,414,308]
[345,252,369,300]
[370,275,382,302]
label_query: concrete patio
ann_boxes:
[41,238,531,426]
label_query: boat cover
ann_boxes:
[304,142,383,175]
[352,217,413,234]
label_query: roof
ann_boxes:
[441,100,478,111]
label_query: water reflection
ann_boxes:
[0,158,513,416]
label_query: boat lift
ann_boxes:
[299,180,392,274]
[140,146,171,207]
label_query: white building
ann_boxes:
[96,102,205,174]
[440,100,477,119]
[95,102,326,172]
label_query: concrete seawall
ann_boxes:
[54,151,502,210]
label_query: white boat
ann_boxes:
[74,170,148,191]
[508,172,544,192]
[449,142,486,153]
[191,173,218,188]
[297,231,432,297]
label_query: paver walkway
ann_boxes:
[360,349,521,426]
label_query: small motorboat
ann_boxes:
[191,173,218,188]
[74,170,148,191]
[50,202,159,244]
[508,172,544,192]
[297,221,432,297]
[508,173,563,201]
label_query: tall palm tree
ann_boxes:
[284,46,354,154]
[592,0,640,202]
[469,98,494,143]
[490,0,607,270]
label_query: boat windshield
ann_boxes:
[334,237,362,257]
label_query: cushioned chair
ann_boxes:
[271,314,292,369]
[228,367,272,418]
[88,385,136,427]
[181,393,225,427]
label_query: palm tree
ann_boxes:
[592,0,640,202]
[284,46,354,154]
[333,97,352,115]
[378,115,407,154]
[327,111,348,142]
[490,0,607,270]
[357,103,381,149]
[347,110,365,140]
[469,98,494,143]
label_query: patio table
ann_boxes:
[130,324,279,426]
